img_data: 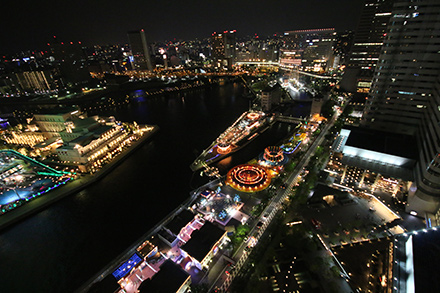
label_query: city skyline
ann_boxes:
[1,0,364,54]
[2,0,440,291]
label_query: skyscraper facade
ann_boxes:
[50,37,90,85]
[211,30,236,68]
[341,0,394,93]
[15,70,56,93]
[128,29,153,71]
[362,0,440,215]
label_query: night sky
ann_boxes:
[1,0,365,54]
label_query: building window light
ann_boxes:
[398,91,415,95]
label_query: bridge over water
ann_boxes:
[235,61,341,80]
[275,115,307,124]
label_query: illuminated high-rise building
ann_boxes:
[211,30,236,68]
[283,28,336,72]
[341,0,394,93]
[362,0,440,216]
[15,70,56,93]
[127,29,153,71]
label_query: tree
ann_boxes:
[321,99,335,119]
[309,256,324,272]
[341,104,354,117]
[190,283,210,293]
[285,161,296,173]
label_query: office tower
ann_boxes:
[362,0,440,215]
[279,49,303,68]
[283,28,336,72]
[211,30,236,68]
[341,0,394,93]
[127,29,153,71]
[50,37,90,85]
[260,84,281,112]
[332,31,354,67]
[15,70,56,93]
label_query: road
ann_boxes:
[212,112,339,292]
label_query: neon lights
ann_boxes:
[226,164,271,192]
[246,112,260,120]
[112,253,142,280]
[217,143,231,154]
[263,146,284,163]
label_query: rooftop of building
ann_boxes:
[149,235,171,254]
[72,117,98,129]
[138,259,189,293]
[158,228,176,244]
[332,238,392,292]
[33,106,80,116]
[91,125,113,136]
[87,273,120,293]
[344,126,417,160]
[34,137,59,149]
[284,28,335,34]
[137,240,156,258]
[350,92,368,103]
[165,209,195,236]
[68,134,95,147]
[181,221,225,262]
[261,83,282,93]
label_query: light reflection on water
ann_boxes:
[0,82,298,292]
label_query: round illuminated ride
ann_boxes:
[246,112,260,120]
[259,146,289,166]
[226,164,271,192]
[263,146,284,163]
[216,142,231,154]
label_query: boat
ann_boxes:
[190,111,274,171]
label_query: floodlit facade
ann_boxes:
[33,108,82,138]
[362,0,440,215]
[15,70,57,93]
[211,30,236,68]
[2,131,46,147]
[56,123,129,172]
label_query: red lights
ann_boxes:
[226,164,271,192]
[263,146,284,163]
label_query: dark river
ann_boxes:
[0,82,310,292]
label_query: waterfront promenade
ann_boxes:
[77,178,223,292]
[213,112,339,292]
[0,125,159,231]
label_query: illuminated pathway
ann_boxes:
[235,61,341,80]
[212,111,339,292]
